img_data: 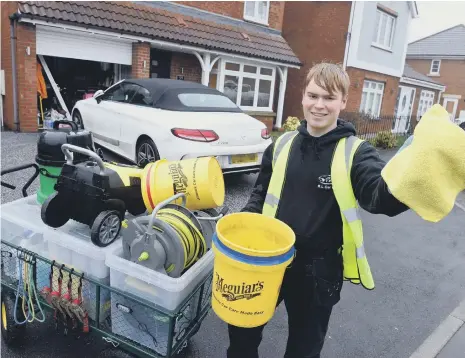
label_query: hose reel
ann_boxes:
[122,193,227,278]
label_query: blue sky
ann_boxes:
[408,1,465,43]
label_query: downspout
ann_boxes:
[343,2,355,70]
[10,13,20,132]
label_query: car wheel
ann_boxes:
[73,110,84,129]
[459,122,465,131]
[136,138,159,168]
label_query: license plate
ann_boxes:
[230,153,258,164]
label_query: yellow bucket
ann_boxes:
[141,157,225,212]
[211,212,295,328]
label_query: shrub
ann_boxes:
[370,131,397,149]
[282,116,301,131]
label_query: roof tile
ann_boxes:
[16,1,301,66]
[402,64,444,86]
[407,24,465,57]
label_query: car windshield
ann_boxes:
[177,93,238,109]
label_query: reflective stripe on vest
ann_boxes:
[272,130,298,168]
[263,132,375,290]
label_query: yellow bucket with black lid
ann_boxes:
[211,212,295,328]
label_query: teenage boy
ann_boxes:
[227,62,410,358]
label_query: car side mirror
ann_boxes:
[94,90,104,103]
[94,90,104,98]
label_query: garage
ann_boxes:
[1,1,301,133]
[35,26,132,128]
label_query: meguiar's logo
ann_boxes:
[168,163,189,196]
[215,273,263,301]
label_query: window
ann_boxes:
[101,83,139,103]
[372,8,396,49]
[219,60,275,111]
[124,84,142,103]
[359,80,385,117]
[130,86,154,107]
[430,60,441,75]
[244,1,269,25]
[101,84,126,102]
[417,90,435,119]
[177,93,238,109]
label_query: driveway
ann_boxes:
[1,132,465,358]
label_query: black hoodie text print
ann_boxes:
[317,174,332,190]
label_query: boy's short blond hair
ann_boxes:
[303,62,350,97]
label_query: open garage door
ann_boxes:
[36,26,132,65]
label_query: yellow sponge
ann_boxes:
[381,104,465,222]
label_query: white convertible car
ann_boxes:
[71,78,272,174]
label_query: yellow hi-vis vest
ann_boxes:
[262,131,375,290]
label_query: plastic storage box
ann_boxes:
[45,220,121,280]
[1,195,49,281]
[106,248,214,355]
[42,220,122,322]
[109,290,199,356]
[106,247,213,311]
[1,195,47,248]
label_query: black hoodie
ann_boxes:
[242,119,409,261]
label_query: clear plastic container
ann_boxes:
[110,290,199,356]
[43,220,122,322]
[1,195,49,281]
[106,248,214,311]
[1,195,47,248]
[107,248,213,355]
[45,221,121,280]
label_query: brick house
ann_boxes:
[1,1,301,132]
[406,24,465,123]
[281,1,445,135]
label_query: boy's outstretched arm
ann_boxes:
[350,141,409,216]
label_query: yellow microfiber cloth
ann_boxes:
[381,104,465,222]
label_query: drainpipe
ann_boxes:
[10,13,20,132]
[343,2,355,70]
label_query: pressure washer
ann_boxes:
[40,144,146,247]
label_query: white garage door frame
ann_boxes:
[36,25,132,65]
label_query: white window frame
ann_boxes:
[417,90,435,119]
[243,1,270,26]
[360,80,385,117]
[217,59,276,112]
[372,8,396,50]
[429,60,441,75]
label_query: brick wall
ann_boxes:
[345,67,400,116]
[407,58,465,117]
[1,2,37,133]
[246,113,274,133]
[268,2,285,32]
[281,1,351,120]
[342,83,441,135]
[131,42,150,79]
[170,53,202,83]
[1,2,17,130]
[16,23,37,132]
[175,1,285,31]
